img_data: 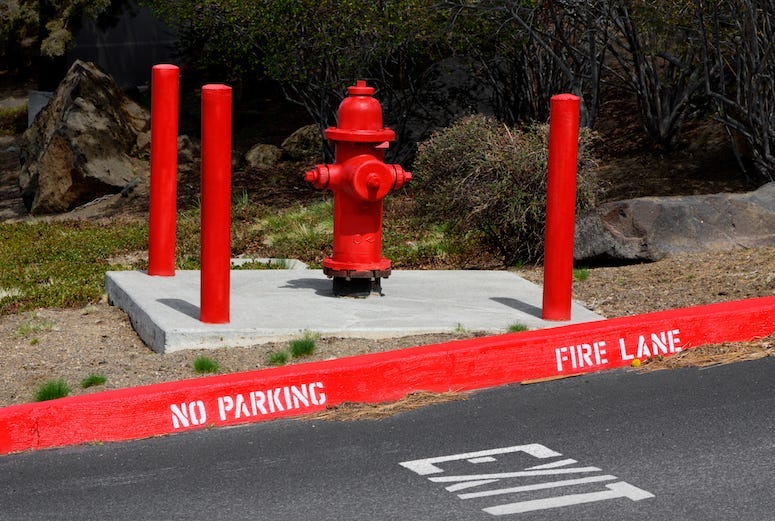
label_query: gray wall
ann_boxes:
[67,1,179,88]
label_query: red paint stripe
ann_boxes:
[2,296,774,455]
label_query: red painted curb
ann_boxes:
[2,296,774,455]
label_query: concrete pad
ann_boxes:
[105,269,603,353]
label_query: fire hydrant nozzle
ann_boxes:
[303,80,412,297]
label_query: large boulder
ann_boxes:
[574,182,775,264]
[19,60,150,214]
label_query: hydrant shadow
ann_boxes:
[281,278,336,298]
[490,297,542,319]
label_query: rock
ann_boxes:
[281,124,322,161]
[19,60,150,214]
[574,182,775,264]
[244,143,282,168]
[177,135,200,165]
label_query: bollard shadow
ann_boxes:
[158,298,201,320]
[281,278,335,298]
[490,297,542,319]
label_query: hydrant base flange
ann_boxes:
[331,276,383,298]
[322,267,391,280]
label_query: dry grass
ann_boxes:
[306,391,466,421]
[637,334,774,372]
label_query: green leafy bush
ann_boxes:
[412,114,599,265]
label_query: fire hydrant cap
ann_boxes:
[325,80,395,143]
[347,80,375,96]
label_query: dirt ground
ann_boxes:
[0,82,773,408]
[0,243,772,407]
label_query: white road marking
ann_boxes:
[400,444,561,476]
[483,481,655,515]
[458,475,618,499]
[525,458,577,470]
[428,467,602,483]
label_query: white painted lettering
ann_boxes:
[555,346,569,372]
[428,467,602,483]
[669,329,682,352]
[594,341,608,366]
[291,385,310,408]
[619,338,634,360]
[267,388,284,413]
[400,444,655,517]
[218,396,234,421]
[400,444,561,476]
[637,335,651,358]
[651,331,669,355]
[578,344,593,368]
[171,403,190,429]
[170,381,326,428]
[189,400,206,426]
[252,391,268,415]
[556,342,610,372]
[459,474,618,499]
[234,394,250,419]
[171,400,207,429]
[483,481,655,515]
[309,382,326,405]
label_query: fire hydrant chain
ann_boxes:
[304,80,412,297]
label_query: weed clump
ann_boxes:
[507,323,529,333]
[193,356,220,374]
[34,379,71,402]
[81,374,107,388]
[268,350,290,366]
[289,334,316,358]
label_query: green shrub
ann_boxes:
[193,356,220,374]
[507,323,529,333]
[81,374,107,388]
[573,267,591,281]
[412,114,600,266]
[268,350,290,366]
[289,334,316,358]
[34,379,71,401]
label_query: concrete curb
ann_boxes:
[2,296,774,455]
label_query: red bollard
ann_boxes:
[542,94,580,321]
[200,84,232,324]
[148,64,179,276]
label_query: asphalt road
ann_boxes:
[1,358,773,521]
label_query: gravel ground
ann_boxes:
[0,244,773,407]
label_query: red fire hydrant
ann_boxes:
[304,80,411,296]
